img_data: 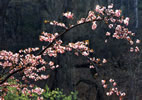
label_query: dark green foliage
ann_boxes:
[42,85,78,100]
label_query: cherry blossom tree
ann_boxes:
[0,3,140,100]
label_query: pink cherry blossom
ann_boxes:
[106,92,110,96]
[106,32,111,36]
[123,17,129,26]
[95,5,101,12]
[48,61,54,66]
[89,65,94,69]
[103,84,107,88]
[109,79,114,82]
[102,58,107,63]
[130,47,134,52]
[50,21,67,29]
[92,21,97,30]
[115,10,121,17]
[101,80,106,84]
[135,46,140,52]
[108,24,113,29]
[32,87,44,95]
[82,51,89,56]
[136,39,140,44]
[113,82,117,86]
[63,12,74,19]
[108,4,113,9]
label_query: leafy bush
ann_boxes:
[1,79,77,100]
[42,85,78,100]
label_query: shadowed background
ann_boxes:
[0,0,142,100]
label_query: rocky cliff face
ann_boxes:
[0,0,142,100]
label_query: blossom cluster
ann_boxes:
[63,12,74,19]
[19,47,39,54]
[71,3,140,54]
[89,58,107,68]
[42,40,67,57]
[102,79,126,98]
[93,4,140,52]
[39,32,59,42]
[23,67,50,81]
[32,87,44,95]
[42,39,104,69]
[49,20,67,29]
[0,47,53,82]
[42,39,91,58]
[0,50,19,68]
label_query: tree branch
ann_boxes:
[0,67,25,84]
[0,18,103,85]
